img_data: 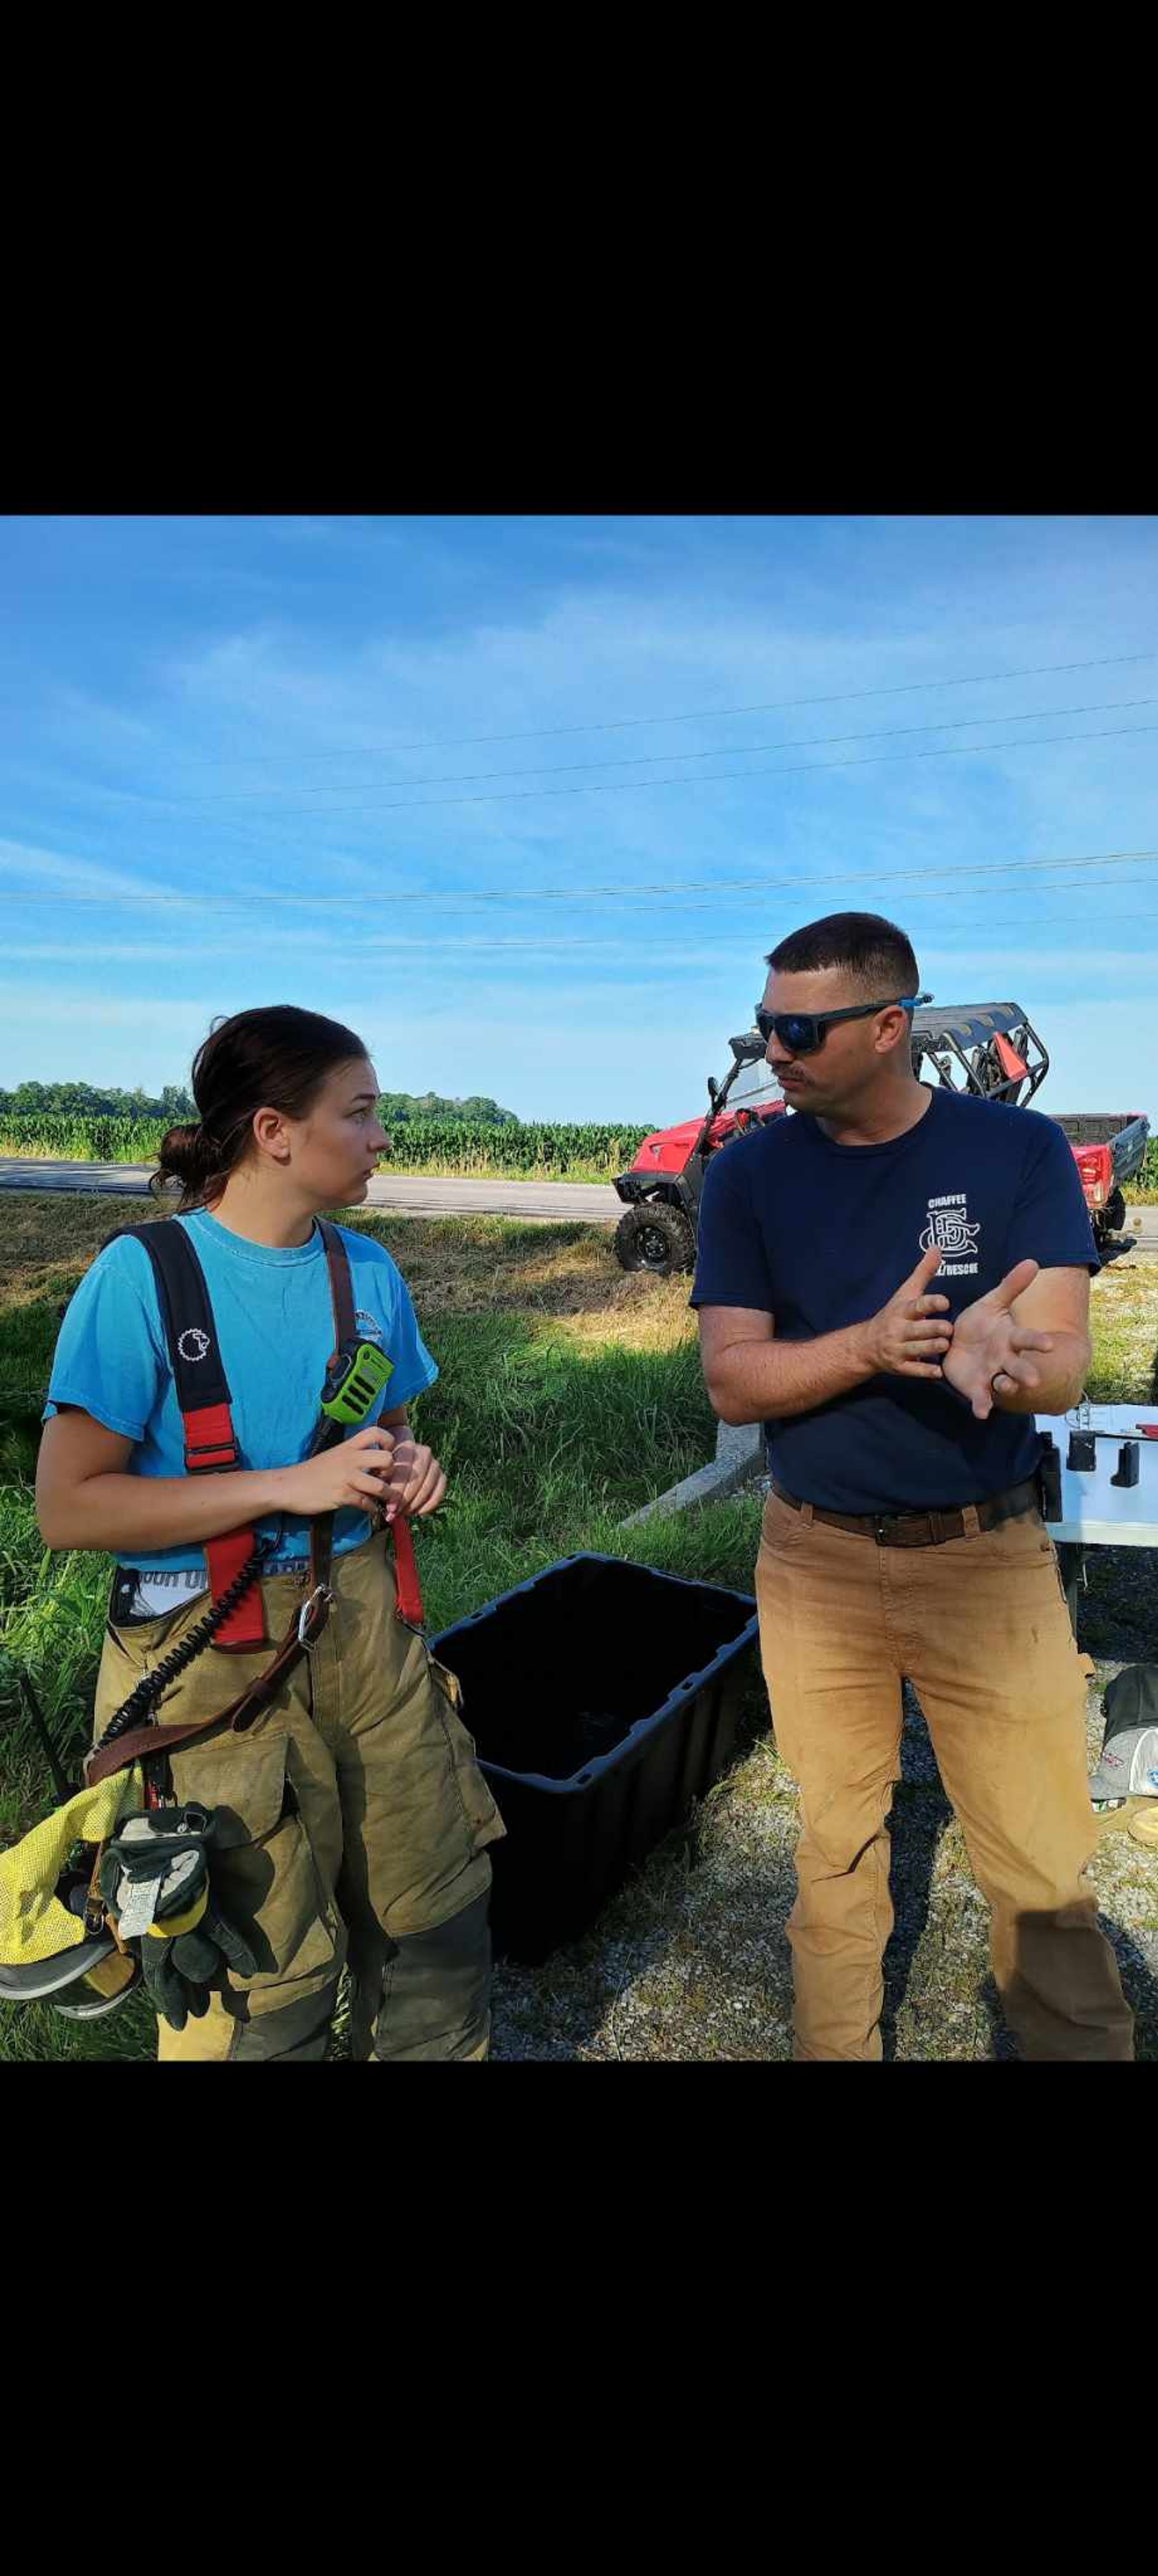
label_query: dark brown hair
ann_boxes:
[766,910,920,998]
[153,1004,370,1212]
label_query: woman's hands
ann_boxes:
[379,1436,448,1522]
[271,1426,448,1520]
[273,1426,399,1517]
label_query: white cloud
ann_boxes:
[0,836,189,905]
[46,686,160,753]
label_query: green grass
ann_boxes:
[1084,1260,1158,1404]
[1126,1137,1158,1205]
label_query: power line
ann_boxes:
[131,693,1158,809]
[4,903,1158,961]
[158,649,1158,764]
[5,846,1158,912]
[187,716,1158,831]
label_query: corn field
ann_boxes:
[1,1115,1155,1193]
[0,1112,657,1181]
[0,1115,171,1161]
[370,1120,656,1177]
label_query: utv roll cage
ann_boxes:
[910,1002,1049,1108]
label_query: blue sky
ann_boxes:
[1,512,1155,1124]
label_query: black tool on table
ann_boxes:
[1066,1423,1154,1474]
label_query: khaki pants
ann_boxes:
[755,1489,1134,2062]
[93,1527,506,2062]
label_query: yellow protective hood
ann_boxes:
[0,1768,144,1968]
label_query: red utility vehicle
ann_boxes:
[612,1002,1149,1274]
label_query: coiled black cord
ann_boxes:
[93,1523,284,1754]
[94,1413,344,1758]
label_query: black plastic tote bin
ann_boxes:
[430,1552,758,1962]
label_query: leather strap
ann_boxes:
[88,1514,423,1785]
[308,1218,354,1615]
[86,1595,313,1785]
[767,1472,1042,1547]
[318,1213,423,1627]
[317,1216,356,1360]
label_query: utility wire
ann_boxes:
[121,693,1158,808]
[5,902,1158,960]
[254,719,1158,818]
[172,717,1158,840]
[158,650,1158,764]
[5,846,1158,912]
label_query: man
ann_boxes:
[692,911,1132,2063]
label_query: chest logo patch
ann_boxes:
[919,1193,981,1275]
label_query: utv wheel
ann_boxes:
[1103,1188,1126,1235]
[613,1205,697,1275]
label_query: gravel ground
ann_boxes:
[489,1536,1158,2063]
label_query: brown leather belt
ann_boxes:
[767,1472,1043,1548]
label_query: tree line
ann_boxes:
[0,1081,518,1125]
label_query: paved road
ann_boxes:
[2,1159,1156,1249]
[0,1159,621,1224]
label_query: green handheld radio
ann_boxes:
[320,1342,395,1426]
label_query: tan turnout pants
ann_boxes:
[755,1489,1133,2062]
[93,1526,506,2062]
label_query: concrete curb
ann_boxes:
[621,1419,764,1527]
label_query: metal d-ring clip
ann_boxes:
[297,1584,334,1649]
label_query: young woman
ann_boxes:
[35,1005,505,2063]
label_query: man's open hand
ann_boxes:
[940,1258,1055,1421]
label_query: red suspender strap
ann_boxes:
[390,1511,425,1628]
[181,1402,262,1641]
[107,1225,273,1650]
[181,1401,238,1474]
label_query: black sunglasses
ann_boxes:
[755,995,919,1056]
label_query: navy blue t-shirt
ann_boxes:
[690,1086,1098,1513]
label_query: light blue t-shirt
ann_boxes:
[43,1207,438,1574]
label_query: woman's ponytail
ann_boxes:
[151,1120,232,1212]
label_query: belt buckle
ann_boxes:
[297,1584,334,1649]
[873,1514,897,1546]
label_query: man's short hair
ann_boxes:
[766,911,919,998]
